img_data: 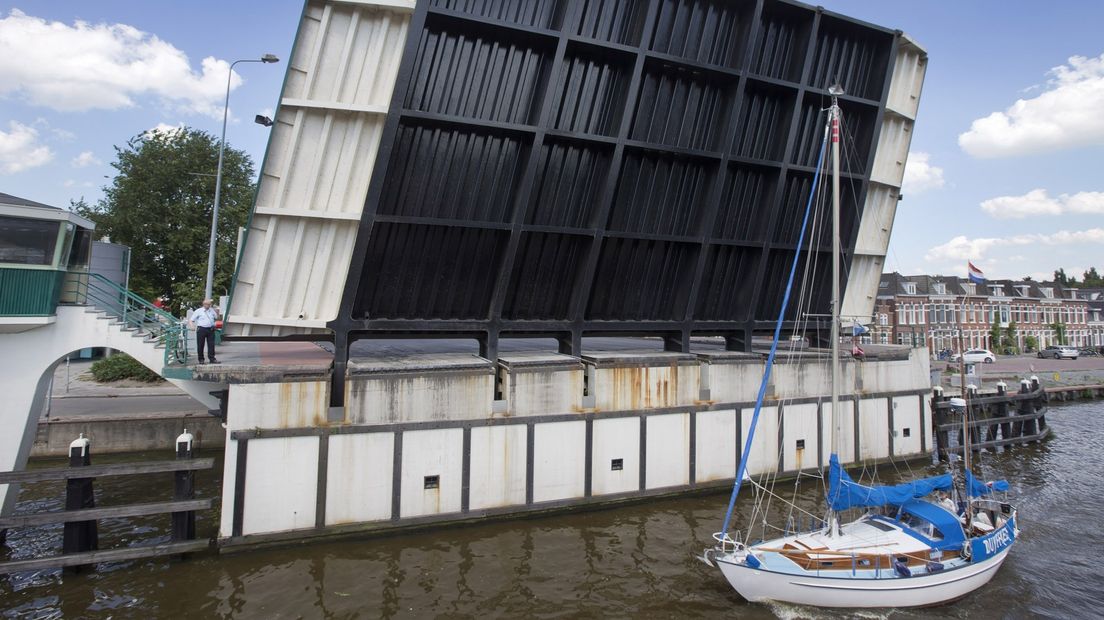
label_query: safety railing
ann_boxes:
[60,272,190,367]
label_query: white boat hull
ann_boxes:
[714,546,1010,608]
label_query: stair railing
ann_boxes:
[60,272,190,366]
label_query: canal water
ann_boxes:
[3,401,1102,619]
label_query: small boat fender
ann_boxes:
[926,562,945,573]
[894,559,912,578]
[745,554,762,569]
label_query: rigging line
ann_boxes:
[719,118,831,539]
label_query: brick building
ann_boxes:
[874,273,1092,355]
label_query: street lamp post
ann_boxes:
[204,53,279,302]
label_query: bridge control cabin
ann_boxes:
[0,192,94,333]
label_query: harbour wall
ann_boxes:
[215,347,933,548]
[31,413,224,458]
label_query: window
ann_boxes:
[933,283,946,295]
[0,216,59,265]
[611,458,624,471]
[1042,287,1054,298]
[963,283,976,295]
[904,282,917,294]
[879,313,888,326]
[880,333,888,344]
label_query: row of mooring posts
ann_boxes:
[0,429,201,575]
[932,376,1048,462]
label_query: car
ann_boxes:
[1038,345,1079,360]
[1079,347,1100,357]
[952,348,995,364]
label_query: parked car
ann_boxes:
[952,349,995,363]
[1079,347,1100,357]
[1038,345,1079,360]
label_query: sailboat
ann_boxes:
[701,87,1018,608]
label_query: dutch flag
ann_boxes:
[968,261,985,284]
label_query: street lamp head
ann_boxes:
[261,54,279,63]
[255,115,274,127]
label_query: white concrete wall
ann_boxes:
[220,379,330,537]
[695,409,736,482]
[502,358,584,417]
[208,352,936,542]
[469,425,527,510]
[591,417,639,496]
[833,400,857,464]
[740,405,778,476]
[399,428,463,519]
[858,398,890,461]
[242,436,319,535]
[346,355,494,424]
[646,413,689,489]
[0,306,220,518]
[892,395,923,456]
[781,403,818,472]
[588,357,699,411]
[325,433,394,525]
[532,421,585,503]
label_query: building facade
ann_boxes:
[876,273,1093,355]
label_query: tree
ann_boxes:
[1024,334,1038,353]
[1050,321,1067,345]
[1003,321,1019,355]
[1083,267,1103,287]
[1053,268,1079,286]
[988,320,1002,350]
[76,128,255,314]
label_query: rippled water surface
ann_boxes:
[3,402,1103,618]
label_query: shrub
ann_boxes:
[89,353,161,383]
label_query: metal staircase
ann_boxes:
[61,272,191,368]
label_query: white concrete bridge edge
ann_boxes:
[0,305,222,518]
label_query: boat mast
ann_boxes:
[956,290,974,528]
[828,84,843,538]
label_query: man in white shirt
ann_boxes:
[189,299,220,363]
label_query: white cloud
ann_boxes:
[980,188,1104,219]
[0,9,241,118]
[0,120,53,173]
[71,151,101,168]
[959,53,1104,157]
[145,122,185,137]
[901,152,944,195]
[925,229,1104,262]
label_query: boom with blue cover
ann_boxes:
[827,454,954,511]
[965,470,1010,497]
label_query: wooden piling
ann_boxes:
[63,434,97,573]
[171,430,196,543]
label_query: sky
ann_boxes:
[0,1,1101,283]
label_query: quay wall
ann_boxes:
[217,348,933,547]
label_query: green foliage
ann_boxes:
[1083,267,1103,287]
[1024,334,1038,352]
[1053,268,1076,285]
[988,320,1002,350]
[75,127,256,314]
[1050,321,1067,345]
[89,353,162,383]
[1002,321,1020,354]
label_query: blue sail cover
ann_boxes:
[965,469,1010,497]
[827,454,954,511]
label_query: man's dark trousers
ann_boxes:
[197,326,216,362]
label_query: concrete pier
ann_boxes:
[203,342,934,549]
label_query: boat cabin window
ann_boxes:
[899,512,944,541]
